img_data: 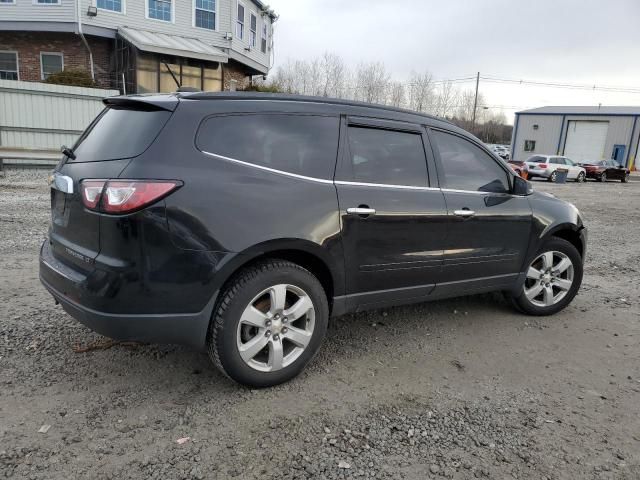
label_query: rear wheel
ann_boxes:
[599,172,607,182]
[622,173,629,183]
[576,172,585,183]
[509,237,583,316]
[207,260,328,387]
[548,171,558,182]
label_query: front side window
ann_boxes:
[195,0,215,29]
[261,23,268,53]
[196,115,340,180]
[40,53,63,80]
[432,130,510,193]
[36,0,60,3]
[249,13,257,47]
[0,51,18,80]
[97,0,122,12]
[148,0,171,21]
[524,140,536,152]
[236,2,245,39]
[0,0,17,4]
[347,127,428,187]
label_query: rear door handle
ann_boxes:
[347,207,376,216]
[454,209,475,217]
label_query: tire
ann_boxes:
[599,172,606,182]
[576,172,585,183]
[509,237,583,316]
[548,171,557,182]
[622,173,629,183]
[207,259,328,388]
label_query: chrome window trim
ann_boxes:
[335,180,439,191]
[201,150,515,196]
[200,150,334,184]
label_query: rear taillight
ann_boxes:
[81,179,180,214]
[538,164,548,168]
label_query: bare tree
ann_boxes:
[353,61,390,104]
[387,81,405,107]
[407,71,435,114]
[319,52,347,98]
[434,80,457,118]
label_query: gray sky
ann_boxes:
[266,0,640,123]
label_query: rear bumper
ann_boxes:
[39,241,215,350]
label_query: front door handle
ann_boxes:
[454,209,475,217]
[347,207,376,216]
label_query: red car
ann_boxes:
[577,160,631,183]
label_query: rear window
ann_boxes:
[196,114,340,180]
[70,107,171,162]
[527,156,546,163]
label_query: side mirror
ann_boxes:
[513,175,533,196]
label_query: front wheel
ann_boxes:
[207,260,328,387]
[509,237,583,316]
[622,173,629,183]
[599,172,607,182]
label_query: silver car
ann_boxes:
[525,155,586,182]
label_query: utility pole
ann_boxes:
[471,71,480,129]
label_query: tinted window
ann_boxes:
[71,107,171,162]
[197,114,339,179]
[527,155,546,163]
[346,126,428,187]
[432,130,510,193]
[550,157,564,165]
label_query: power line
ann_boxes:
[479,75,640,94]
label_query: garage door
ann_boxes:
[564,120,608,162]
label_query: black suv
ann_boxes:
[40,93,587,387]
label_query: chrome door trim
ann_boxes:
[335,180,440,191]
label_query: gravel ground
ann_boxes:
[1,169,639,480]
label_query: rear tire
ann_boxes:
[207,259,328,388]
[576,172,585,183]
[548,171,557,182]
[622,173,629,183]
[509,237,583,316]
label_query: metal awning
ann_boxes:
[118,27,228,63]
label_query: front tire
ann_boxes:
[207,260,329,387]
[622,173,629,183]
[509,237,583,316]
[599,172,607,182]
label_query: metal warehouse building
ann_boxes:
[511,106,640,169]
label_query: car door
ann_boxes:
[428,128,532,297]
[606,160,623,179]
[562,157,578,179]
[335,116,448,310]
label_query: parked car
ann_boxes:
[40,93,587,387]
[577,159,630,183]
[488,144,510,160]
[525,155,586,182]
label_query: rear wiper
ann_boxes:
[61,145,76,160]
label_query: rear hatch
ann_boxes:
[49,96,176,271]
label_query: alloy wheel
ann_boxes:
[524,251,574,308]
[550,171,557,182]
[601,173,607,182]
[236,284,315,372]
[577,172,585,183]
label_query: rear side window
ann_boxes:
[196,114,339,180]
[346,126,428,187]
[432,130,510,193]
[71,107,171,162]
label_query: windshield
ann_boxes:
[70,106,172,162]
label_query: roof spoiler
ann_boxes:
[103,94,179,112]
